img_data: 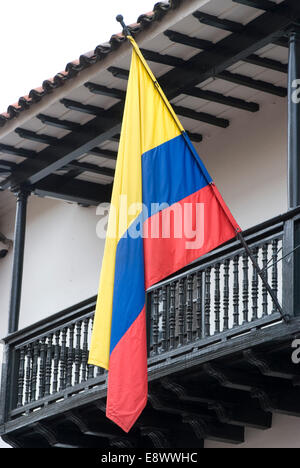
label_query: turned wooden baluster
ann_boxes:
[39,337,46,399]
[223,259,230,331]
[81,318,89,382]
[52,331,60,394]
[204,268,211,337]
[31,341,39,402]
[233,256,240,327]
[272,239,279,314]
[59,328,67,391]
[17,347,25,407]
[186,275,194,343]
[45,334,53,396]
[214,265,221,334]
[251,247,259,321]
[242,253,249,324]
[24,344,32,405]
[74,321,82,385]
[262,244,269,316]
[169,283,176,350]
[87,318,95,380]
[196,271,203,339]
[178,279,185,346]
[161,286,168,352]
[152,290,159,355]
[87,363,95,380]
[67,325,75,387]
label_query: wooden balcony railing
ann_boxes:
[1,207,300,428]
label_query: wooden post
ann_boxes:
[8,188,30,334]
[288,30,300,210]
[287,29,300,316]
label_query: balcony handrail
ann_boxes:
[1,296,97,346]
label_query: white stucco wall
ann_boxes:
[0,197,105,334]
[196,94,288,231]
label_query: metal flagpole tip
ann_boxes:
[116,14,130,37]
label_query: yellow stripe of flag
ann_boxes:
[88,38,183,370]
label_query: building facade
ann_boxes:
[1,0,300,448]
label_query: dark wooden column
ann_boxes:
[288,30,300,210]
[8,188,30,334]
[288,30,300,317]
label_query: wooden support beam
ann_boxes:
[183,415,245,445]
[110,438,136,448]
[244,54,288,73]
[244,349,300,380]
[218,70,287,97]
[172,105,229,128]
[183,87,259,112]
[140,427,170,448]
[67,161,115,178]
[253,388,300,417]
[64,410,119,441]
[0,144,36,160]
[164,30,214,50]
[232,0,277,10]
[0,160,17,172]
[33,422,104,448]
[274,36,289,48]
[149,389,214,419]
[88,147,118,159]
[37,114,81,132]
[37,114,120,146]
[203,363,276,392]
[141,48,187,67]
[15,128,60,146]
[34,175,112,206]
[60,98,106,117]
[161,379,272,430]
[193,11,244,33]
[84,82,126,100]
[187,132,203,143]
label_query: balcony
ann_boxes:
[2,208,300,448]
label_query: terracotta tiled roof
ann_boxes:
[0,0,179,129]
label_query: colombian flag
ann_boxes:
[88,36,240,432]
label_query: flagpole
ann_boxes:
[116,15,290,325]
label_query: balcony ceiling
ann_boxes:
[0,0,294,206]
